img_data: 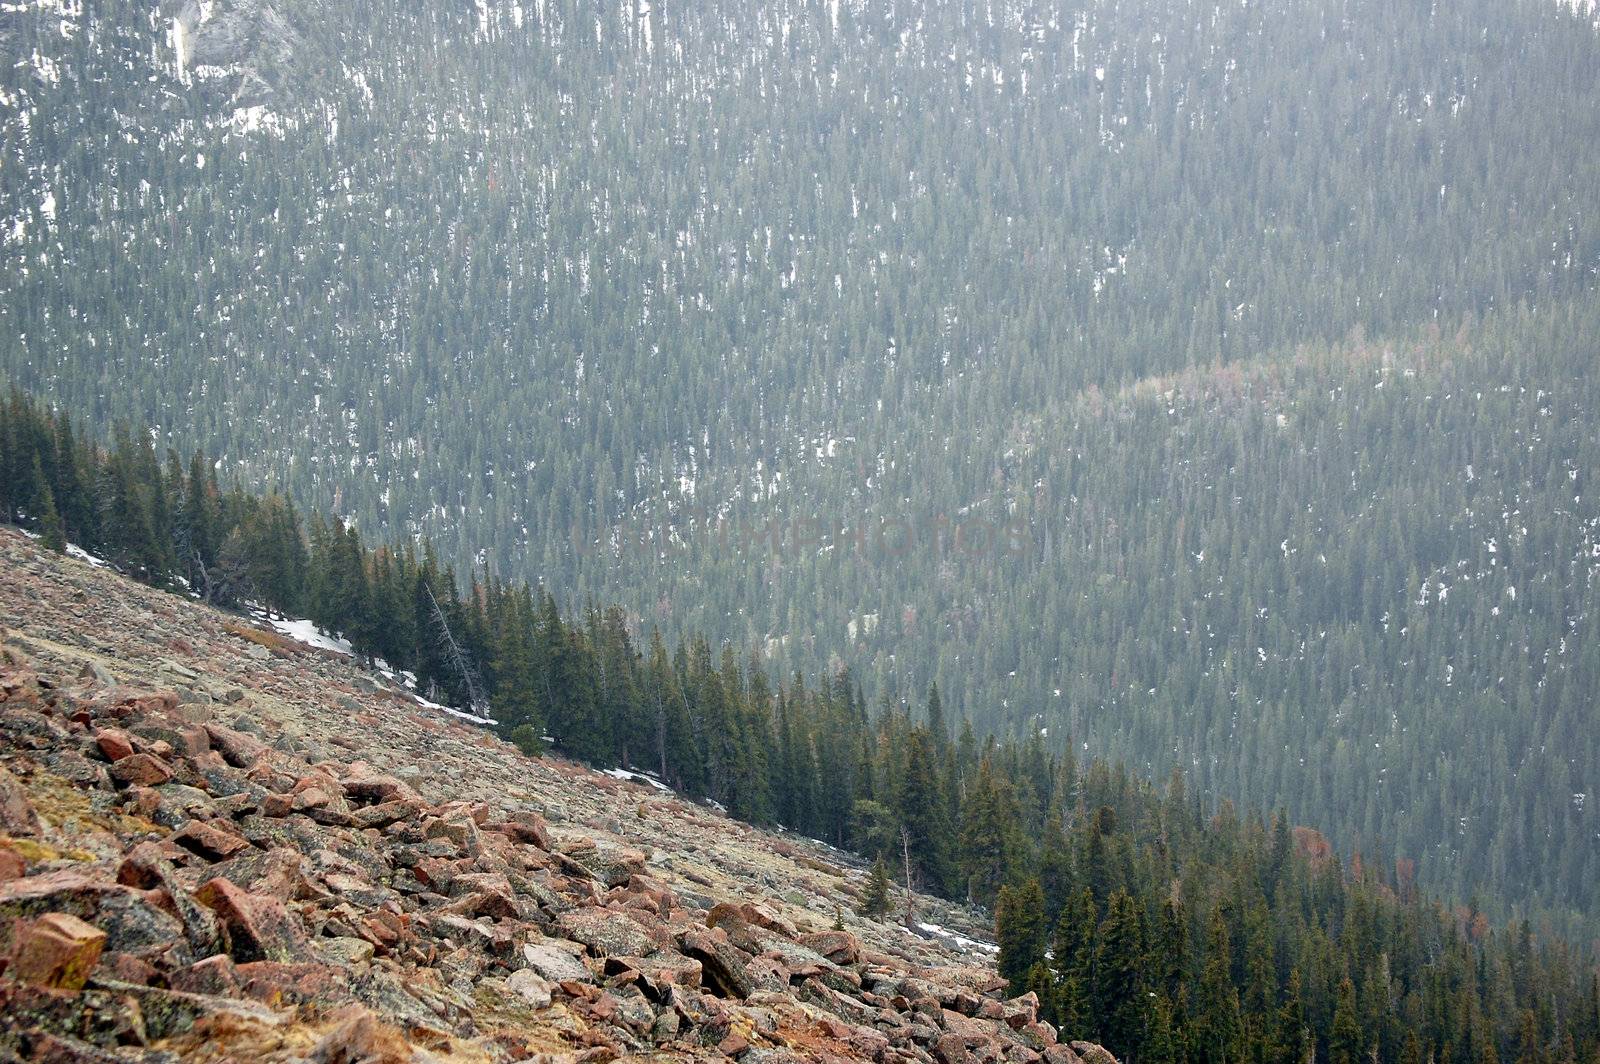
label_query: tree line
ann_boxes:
[6,0,1599,943]
[4,384,1598,1062]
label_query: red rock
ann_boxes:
[603,951,704,991]
[410,856,461,893]
[0,849,25,881]
[624,873,677,914]
[341,766,420,806]
[108,753,172,788]
[171,819,252,861]
[718,1031,750,1056]
[99,951,157,985]
[707,900,798,940]
[5,912,106,990]
[815,1016,853,1040]
[500,809,552,849]
[94,728,136,762]
[445,888,520,921]
[1001,992,1040,1029]
[261,792,295,818]
[166,954,241,996]
[798,929,861,966]
[93,687,178,720]
[174,726,211,757]
[121,787,162,818]
[352,799,422,829]
[195,876,310,963]
[0,664,43,705]
[308,1006,413,1064]
[204,723,269,768]
[235,961,352,1008]
[116,840,180,888]
[362,911,404,951]
[24,1031,128,1064]
[0,765,41,836]
[678,925,756,999]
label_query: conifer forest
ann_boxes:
[3,0,1600,1061]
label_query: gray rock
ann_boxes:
[505,968,553,1008]
[520,941,594,983]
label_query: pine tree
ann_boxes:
[926,682,948,754]
[897,726,956,895]
[1050,888,1099,1033]
[1193,908,1244,1064]
[959,755,1026,907]
[33,458,65,553]
[1329,976,1362,1064]
[996,878,1048,990]
[859,856,893,917]
[1274,969,1309,1064]
[1094,889,1150,1057]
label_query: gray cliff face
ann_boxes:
[163,0,315,106]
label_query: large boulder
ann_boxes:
[204,723,270,768]
[1070,1043,1120,1064]
[194,876,310,963]
[109,753,173,788]
[0,869,187,964]
[0,765,40,836]
[678,925,756,1000]
[798,929,861,966]
[556,909,669,959]
[520,940,594,984]
[340,764,420,806]
[5,912,106,990]
[558,837,646,889]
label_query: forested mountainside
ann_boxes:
[4,0,1600,950]
[1,528,1097,1064]
[3,428,1600,1064]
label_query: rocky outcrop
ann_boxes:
[162,0,328,107]
[0,528,1118,1064]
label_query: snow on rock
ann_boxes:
[64,543,108,569]
[411,692,495,726]
[912,920,1001,957]
[263,616,354,656]
[602,767,673,793]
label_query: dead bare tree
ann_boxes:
[425,583,490,719]
[900,826,917,930]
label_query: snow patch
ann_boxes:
[263,616,354,656]
[602,767,674,793]
[64,543,107,568]
[412,693,495,726]
[910,921,1001,957]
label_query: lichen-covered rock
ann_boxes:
[5,912,106,990]
[194,876,311,963]
[0,530,1123,1064]
[0,765,40,835]
[204,723,269,768]
[0,869,187,964]
[557,908,669,958]
[108,752,173,788]
[521,940,594,983]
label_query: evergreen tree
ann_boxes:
[859,856,893,918]
[996,878,1048,990]
[1329,977,1363,1064]
[1094,889,1150,1057]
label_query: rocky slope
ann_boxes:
[0,528,1111,1064]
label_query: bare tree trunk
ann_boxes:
[901,827,916,930]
